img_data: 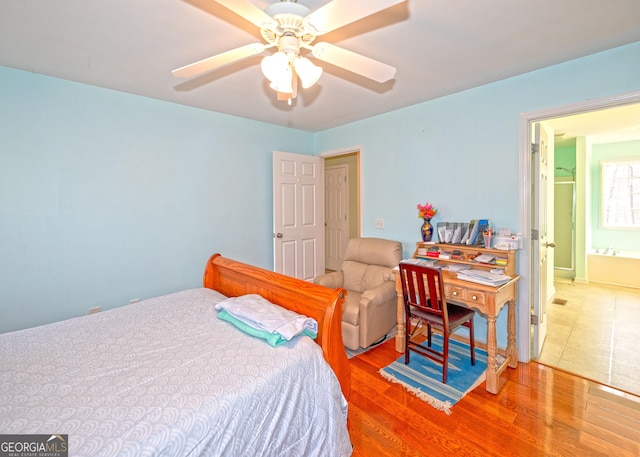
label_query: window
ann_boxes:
[601,159,640,228]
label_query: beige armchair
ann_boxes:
[315,237,402,351]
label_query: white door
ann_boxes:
[273,151,324,281]
[325,164,349,271]
[531,122,554,358]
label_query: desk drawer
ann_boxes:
[465,288,486,305]
[445,285,486,305]
[445,285,466,301]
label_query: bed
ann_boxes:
[0,254,352,456]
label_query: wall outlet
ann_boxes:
[375,218,384,229]
[88,306,101,315]
[129,298,140,305]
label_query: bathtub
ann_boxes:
[588,250,640,289]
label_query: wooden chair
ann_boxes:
[399,263,476,383]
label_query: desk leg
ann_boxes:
[507,298,518,368]
[485,315,499,394]
[395,274,406,353]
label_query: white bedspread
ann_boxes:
[0,288,352,457]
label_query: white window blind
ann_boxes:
[601,159,640,228]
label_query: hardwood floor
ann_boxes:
[347,338,640,457]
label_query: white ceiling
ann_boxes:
[547,103,640,148]
[1,0,640,132]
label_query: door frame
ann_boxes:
[517,89,640,363]
[319,145,363,239]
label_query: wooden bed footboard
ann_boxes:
[203,254,351,399]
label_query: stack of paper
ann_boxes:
[400,258,442,268]
[443,264,472,272]
[457,269,512,286]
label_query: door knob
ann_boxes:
[545,242,556,248]
[275,233,283,238]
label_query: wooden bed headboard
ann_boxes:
[203,254,351,399]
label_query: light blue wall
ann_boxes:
[315,41,640,345]
[0,66,313,333]
[2,41,639,336]
[590,139,640,251]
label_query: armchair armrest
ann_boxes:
[361,281,397,307]
[359,280,398,348]
[314,271,344,289]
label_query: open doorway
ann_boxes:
[524,94,640,396]
[322,150,361,271]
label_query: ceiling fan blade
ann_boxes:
[172,43,266,78]
[303,0,405,36]
[213,0,277,29]
[311,42,396,83]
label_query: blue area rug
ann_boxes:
[379,334,487,415]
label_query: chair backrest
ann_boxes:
[341,238,402,293]
[399,263,449,325]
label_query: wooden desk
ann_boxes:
[394,269,519,394]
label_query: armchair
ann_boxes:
[315,237,402,351]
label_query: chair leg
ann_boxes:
[469,319,476,366]
[442,335,449,384]
[404,340,410,364]
[427,323,432,347]
[404,314,411,365]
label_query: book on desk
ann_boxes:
[456,269,512,287]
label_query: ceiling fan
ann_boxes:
[172,0,406,104]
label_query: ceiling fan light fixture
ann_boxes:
[293,56,322,88]
[261,52,290,82]
[269,67,293,94]
[269,79,293,95]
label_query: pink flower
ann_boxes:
[417,202,438,219]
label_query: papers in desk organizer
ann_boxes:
[461,220,475,245]
[457,269,512,286]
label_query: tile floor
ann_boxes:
[537,280,640,397]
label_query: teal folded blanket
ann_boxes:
[215,294,318,347]
[218,310,316,347]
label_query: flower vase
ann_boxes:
[421,218,433,242]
